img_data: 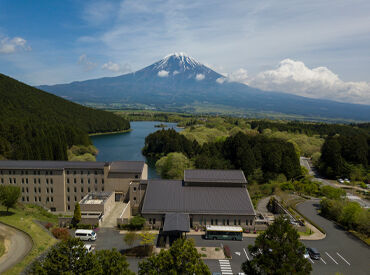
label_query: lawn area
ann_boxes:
[0,204,58,275]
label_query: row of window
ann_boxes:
[0,170,55,175]
[66,170,103,175]
[21,187,54,193]
[66,178,103,184]
[21,196,54,203]
[67,195,85,203]
[66,186,103,193]
[200,219,253,226]
[0,177,54,185]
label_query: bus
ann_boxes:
[205,225,243,241]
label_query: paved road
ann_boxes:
[0,222,33,274]
[300,157,370,208]
[190,200,370,274]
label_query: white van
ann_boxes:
[75,229,97,241]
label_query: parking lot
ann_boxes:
[81,199,370,274]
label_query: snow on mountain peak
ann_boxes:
[154,52,201,71]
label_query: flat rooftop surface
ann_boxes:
[142,179,255,215]
[109,161,145,173]
[83,199,103,205]
[184,169,247,184]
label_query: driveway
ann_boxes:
[0,222,33,274]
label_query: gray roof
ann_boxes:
[109,161,145,173]
[184,169,247,184]
[163,213,190,232]
[142,179,255,215]
[0,160,105,170]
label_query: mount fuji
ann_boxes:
[38,53,370,121]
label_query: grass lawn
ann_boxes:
[298,227,313,236]
[0,204,58,275]
[0,235,5,258]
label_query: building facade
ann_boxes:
[0,160,147,212]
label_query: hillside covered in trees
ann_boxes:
[0,74,130,160]
[143,129,301,181]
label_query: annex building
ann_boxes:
[0,161,256,229]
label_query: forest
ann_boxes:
[143,129,301,182]
[0,74,130,160]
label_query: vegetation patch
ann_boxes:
[67,145,98,161]
[0,235,5,258]
[0,204,58,275]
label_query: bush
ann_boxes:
[201,247,206,251]
[215,247,220,251]
[127,216,146,230]
[76,224,93,229]
[51,228,70,240]
[223,245,231,258]
[123,245,153,257]
[44,222,53,230]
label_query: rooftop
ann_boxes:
[142,179,255,215]
[184,169,247,184]
[0,160,105,170]
[80,192,113,205]
[109,161,145,173]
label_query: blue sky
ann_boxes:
[0,0,369,104]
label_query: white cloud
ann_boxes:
[173,70,179,75]
[0,36,30,54]
[82,0,115,25]
[102,61,120,72]
[195,73,205,81]
[78,54,97,71]
[216,77,226,84]
[158,70,169,77]
[249,59,370,105]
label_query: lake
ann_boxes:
[90,121,180,178]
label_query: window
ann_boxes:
[81,187,84,193]
[102,179,104,184]
[80,170,83,175]
[46,188,49,193]
[9,178,12,184]
[34,171,36,175]
[38,196,41,202]
[238,219,241,225]
[21,170,24,175]
[95,179,97,184]
[102,187,104,191]
[67,178,70,184]
[34,197,37,202]
[67,187,70,192]
[133,187,137,192]
[46,197,49,202]
[22,197,25,202]
[74,187,77,192]
[50,171,53,175]
[87,171,90,175]
[153,218,156,224]
[67,171,69,175]
[38,187,41,193]
[67,196,70,202]
[26,196,29,202]
[234,219,237,226]
[135,175,139,179]
[211,219,214,225]
[38,178,40,184]
[149,218,152,224]
[34,187,37,193]
[88,187,90,192]
[73,171,76,175]
[51,197,53,202]
[67,205,70,210]
[250,220,253,226]
[94,187,97,192]
[34,178,36,184]
[74,196,77,201]
[13,178,16,184]
[88,179,90,184]
[46,179,49,184]
[46,171,48,175]
[74,178,76,184]
[26,178,28,184]
[51,188,53,193]
[38,171,40,175]
[133,197,136,201]
[215,219,218,225]
[1,178,3,184]
[26,187,28,193]
[25,171,28,175]
[227,219,229,225]
[50,179,53,184]
[94,171,97,175]
[22,178,24,184]
[81,179,83,184]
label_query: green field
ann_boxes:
[0,204,58,275]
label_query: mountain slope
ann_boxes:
[39,53,370,121]
[0,74,130,160]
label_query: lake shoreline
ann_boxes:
[89,129,132,136]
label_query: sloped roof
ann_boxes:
[184,169,247,184]
[109,161,145,173]
[141,179,255,215]
[163,213,190,232]
[0,160,105,170]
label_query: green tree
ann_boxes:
[128,216,146,230]
[138,238,210,275]
[95,249,135,275]
[0,185,21,212]
[72,203,81,227]
[242,216,311,275]
[124,232,138,248]
[139,231,156,248]
[156,152,192,179]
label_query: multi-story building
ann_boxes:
[0,160,147,212]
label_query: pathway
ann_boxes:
[0,222,33,274]
[100,202,128,228]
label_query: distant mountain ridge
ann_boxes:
[38,53,370,121]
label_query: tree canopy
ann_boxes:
[156,152,193,179]
[30,238,134,275]
[0,73,130,160]
[0,185,21,212]
[242,216,312,275]
[138,238,210,275]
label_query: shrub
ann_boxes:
[76,224,93,229]
[44,222,53,230]
[127,216,146,230]
[223,245,231,258]
[51,227,70,240]
[201,254,207,257]
[201,247,206,251]
[215,247,220,251]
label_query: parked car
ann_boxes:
[83,244,94,253]
[344,178,350,183]
[338,178,344,184]
[303,248,309,259]
[75,229,97,241]
[307,247,321,260]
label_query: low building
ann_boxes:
[141,169,256,231]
